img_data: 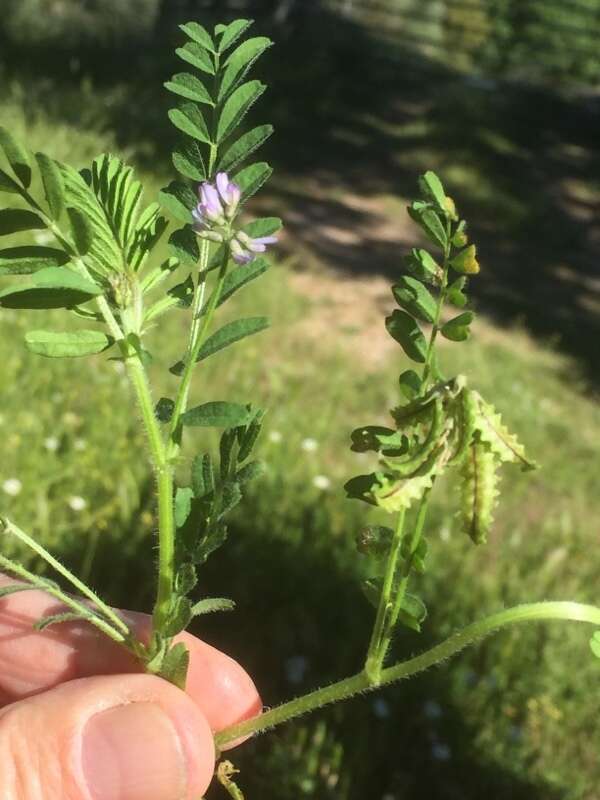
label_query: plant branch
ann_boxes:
[215,601,600,748]
[364,509,405,684]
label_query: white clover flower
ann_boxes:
[68,495,87,511]
[312,474,331,490]
[2,478,22,496]
[268,430,282,444]
[44,436,59,452]
[301,437,318,452]
[74,438,87,451]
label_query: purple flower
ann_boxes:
[216,172,241,217]
[232,231,278,264]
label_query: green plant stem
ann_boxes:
[0,549,128,645]
[377,491,430,662]
[364,509,405,684]
[421,224,452,389]
[0,517,130,635]
[215,601,600,748]
[167,244,230,456]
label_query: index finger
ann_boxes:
[0,573,262,737]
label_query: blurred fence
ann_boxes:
[0,0,599,85]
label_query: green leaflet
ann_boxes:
[200,257,268,314]
[385,309,428,363]
[418,170,447,212]
[447,277,468,307]
[398,369,422,400]
[392,275,437,323]
[181,401,253,428]
[0,209,45,236]
[0,267,101,309]
[217,19,253,53]
[128,203,168,271]
[159,643,190,690]
[191,597,235,615]
[397,593,428,632]
[0,126,31,187]
[191,452,215,498]
[168,104,212,145]
[459,441,500,544]
[165,73,214,106]
[407,204,447,250]
[35,153,64,219]
[403,248,442,286]
[472,393,537,471]
[234,161,273,202]
[59,161,122,272]
[0,168,20,193]
[0,246,69,275]
[356,525,394,557]
[242,217,282,239]
[25,329,113,358]
[90,154,143,251]
[159,181,195,223]
[590,631,600,659]
[174,487,194,528]
[218,125,274,173]
[219,37,272,101]
[176,41,215,75]
[67,207,94,255]
[180,21,215,51]
[172,139,206,182]
[196,316,270,362]
[169,226,199,266]
[217,80,266,143]
[441,311,474,342]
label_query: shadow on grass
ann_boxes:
[2,4,599,382]
[52,477,561,800]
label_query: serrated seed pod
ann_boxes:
[459,441,499,544]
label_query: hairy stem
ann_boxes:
[167,244,230,457]
[215,601,600,748]
[0,549,128,645]
[0,517,130,635]
[378,491,430,661]
[364,509,406,683]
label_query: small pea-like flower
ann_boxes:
[216,172,241,218]
[192,172,278,264]
[231,231,278,265]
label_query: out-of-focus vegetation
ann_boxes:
[1,2,600,799]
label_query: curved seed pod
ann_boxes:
[472,393,537,471]
[447,388,477,466]
[459,441,500,545]
[383,399,446,478]
[374,441,448,513]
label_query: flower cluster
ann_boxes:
[192,172,278,265]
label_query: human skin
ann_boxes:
[0,573,262,800]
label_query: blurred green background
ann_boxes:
[1,1,600,798]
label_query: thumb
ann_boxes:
[0,673,215,800]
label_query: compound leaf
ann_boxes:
[196,316,269,362]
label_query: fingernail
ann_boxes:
[82,702,187,800]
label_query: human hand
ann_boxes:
[0,573,261,799]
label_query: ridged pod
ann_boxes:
[459,441,500,544]
[447,388,477,466]
[472,393,537,471]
